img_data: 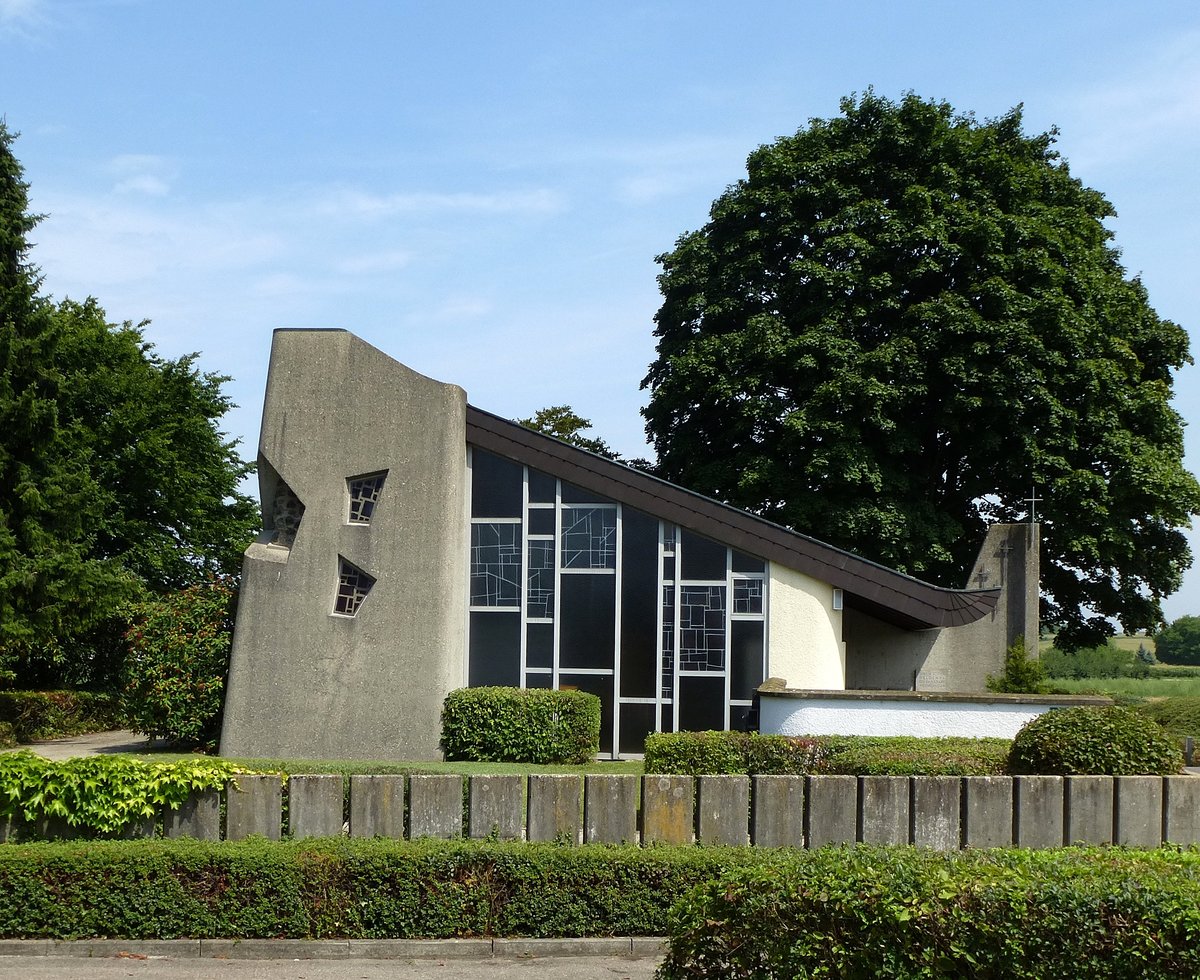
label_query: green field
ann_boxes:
[1048,676,1200,698]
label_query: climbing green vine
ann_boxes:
[0,752,257,835]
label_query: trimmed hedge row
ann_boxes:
[0,690,125,743]
[0,838,757,939]
[644,731,1009,776]
[659,846,1200,979]
[441,687,600,763]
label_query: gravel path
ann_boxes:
[7,730,154,760]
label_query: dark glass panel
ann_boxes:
[471,449,524,517]
[527,508,556,535]
[729,704,752,732]
[526,622,554,669]
[732,550,766,573]
[525,672,552,689]
[560,673,613,756]
[468,611,520,687]
[680,529,727,581]
[678,676,726,732]
[528,468,557,503]
[526,539,555,619]
[679,585,726,671]
[470,522,521,607]
[561,481,611,504]
[660,705,675,734]
[663,556,676,582]
[619,508,658,698]
[733,578,764,615]
[559,575,615,669]
[618,703,656,755]
[730,620,765,701]
[561,507,617,569]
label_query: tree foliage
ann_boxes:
[643,91,1200,649]
[1154,615,1200,666]
[0,124,257,682]
[518,405,619,459]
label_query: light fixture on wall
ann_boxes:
[832,588,844,611]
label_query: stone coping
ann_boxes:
[0,937,668,960]
[756,684,1112,707]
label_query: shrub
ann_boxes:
[820,735,1010,776]
[643,731,1007,776]
[1008,705,1183,775]
[0,722,14,749]
[122,577,236,747]
[1155,615,1200,666]
[0,751,255,836]
[643,731,824,775]
[1041,642,1146,680]
[0,690,125,742]
[659,846,1200,979]
[1134,697,1200,741]
[440,687,600,763]
[0,837,759,938]
[986,635,1046,693]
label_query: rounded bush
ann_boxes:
[1008,706,1183,775]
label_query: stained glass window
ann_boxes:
[680,585,726,671]
[733,578,764,615]
[269,479,305,547]
[347,471,387,524]
[470,523,521,606]
[334,557,375,616]
[527,539,555,619]
[561,507,617,569]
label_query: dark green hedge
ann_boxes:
[644,731,1008,776]
[441,687,600,763]
[0,838,756,939]
[0,691,125,742]
[1010,706,1183,775]
[659,846,1200,979]
[1136,696,1200,741]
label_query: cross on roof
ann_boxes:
[1023,487,1043,523]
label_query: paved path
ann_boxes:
[11,730,155,761]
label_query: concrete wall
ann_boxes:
[767,563,845,688]
[221,329,468,760]
[758,690,1109,739]
[844,523,1039,693]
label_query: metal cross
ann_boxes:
[1022,487,1043,523]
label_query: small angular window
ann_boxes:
[347,471,388,524]
[334,557,375,616]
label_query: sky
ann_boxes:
[2,1,1199,620]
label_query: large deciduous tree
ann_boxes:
[642,92,1200,649]
[0,123,257,684]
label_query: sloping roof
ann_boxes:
[466,405,999,631]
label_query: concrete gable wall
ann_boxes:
[221,330,468,760]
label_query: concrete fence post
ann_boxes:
[1064,776,1113,846]
[961,777,1012,848]
[697,776,750,846]
[468,775,524,840]
[349,775,405,839]
[584,775,639,844]
[1013,776,1063,849]
[806,775,857,847]
[859,776,908,845]
[527,775,582,844]
[225,775,282,841]
[1114,775,1162,848]
[409,774,463,839]
[289,774,345,839]
[1163,776,1200,845]
[164,789,221,841]
[641,776,693,845]
[911,777,960,851]
[752,775,805,848]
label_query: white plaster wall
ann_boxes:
[767,563,845,689]
[761,697,1055,740]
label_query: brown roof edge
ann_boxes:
[465,406,1000,631]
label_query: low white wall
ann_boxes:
[759,690,1110,740]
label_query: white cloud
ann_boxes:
[318,187,567,220]
[107,153,177,196]
[0,0,43,27]
[334,250,412,276]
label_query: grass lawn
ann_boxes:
[130,752,644,777]
[1047,675,1200,698]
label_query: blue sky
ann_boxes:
[3,1,1199,620]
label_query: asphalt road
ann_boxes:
[0,955,661,980]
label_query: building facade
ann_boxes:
[221,330,1033,761]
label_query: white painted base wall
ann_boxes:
[759,692,1100,740]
